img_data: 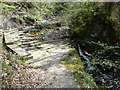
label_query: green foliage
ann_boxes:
[39,2,55,18]
[58,2,120,44]
[83,40,120,75]
[65,3,105,36]
[1,41,26,88]
[1,2,17,16]
[1,2,53,21]
[52,2,68,14]
[61,50,97,88]
[110,4,120,41]
[1,50,27,88]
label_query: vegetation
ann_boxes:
[1,2,120,89]
[61,50,98,88]
[58,2,120,44]
[1,52,26,88]
[0,35,27,88]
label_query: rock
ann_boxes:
[42,36,52,41]
[86,66,96,74]
[23,16,36,25]
[7,44,30,57]
[10,17,23,24]
[0,29,3,36]
[35,20,62,29]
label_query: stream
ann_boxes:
[69,40,96,72]
[2,16,120,88]
[71,40,120,89]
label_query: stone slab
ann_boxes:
[7,44,29,57]
[4,32,19,45]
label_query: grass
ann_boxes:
[61,49,98,88]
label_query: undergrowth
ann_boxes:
[0,36,27,88]
[61,49,98,88]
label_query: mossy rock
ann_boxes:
[35,22,61,29]
[23,16,36,25]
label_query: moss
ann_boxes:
[1,3,16,9]
[1,3,17,16]
[61,50,98,88]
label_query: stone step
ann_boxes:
[6,44,32,59]
[19,26,35,33]
[24,47,37,51]
[21,40,39,45]
[19,41,43,48]
[26,55,33,60]
[21,37,42,41]
[4,32,19,45]
[3,24,70,61]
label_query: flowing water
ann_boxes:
[79,41,120,89]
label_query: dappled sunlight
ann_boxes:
[1,2,119,89]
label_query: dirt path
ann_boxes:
[24,41,79,88]
[10,40,80,88]
[2,19,80,88]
